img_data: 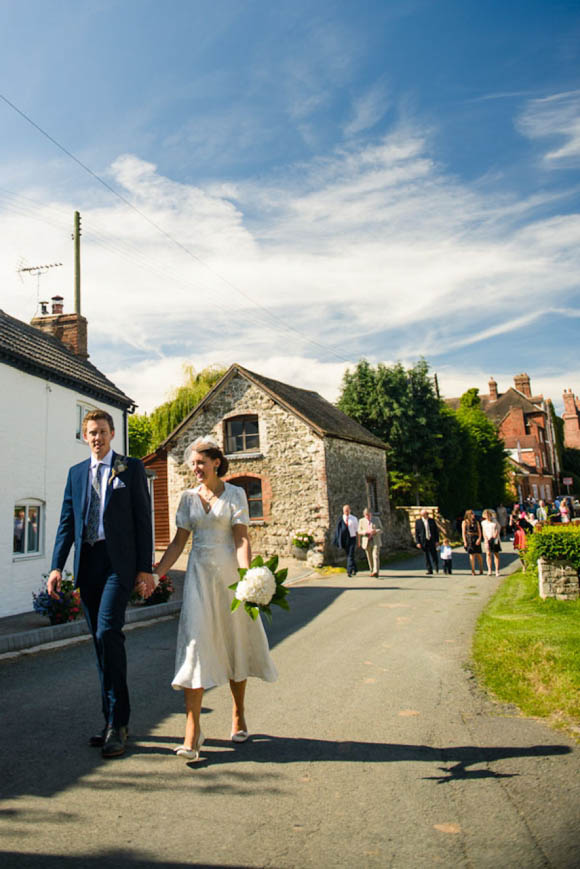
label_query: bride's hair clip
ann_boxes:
[184,435,222,466]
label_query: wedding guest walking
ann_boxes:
[462,509,483,575]
[358,507,383,577]
[481,509,502,576]
[440,537,453,574]
[333,504,359,577]
[536,500,548,523]
[496,503,508,539]
[415,509,439,575]
[154,437,277,761]
[47,410,155,758]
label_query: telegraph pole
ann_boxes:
[73,210,82,314]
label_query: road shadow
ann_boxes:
[164,734,571,782]
[0,854,244,869]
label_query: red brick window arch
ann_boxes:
[227,474,272,522]
[224,415,259,454]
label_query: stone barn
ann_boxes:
[149,364,389,561]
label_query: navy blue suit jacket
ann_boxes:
[51,452,153,589]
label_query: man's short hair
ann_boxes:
[82,409,115,434]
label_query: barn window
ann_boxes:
[225,415,260,454]
[229,477,264,520]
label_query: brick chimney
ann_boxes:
[488,377,498,402]
[562,389,580,449]
[514,373,531,398]
[30,295,89,360]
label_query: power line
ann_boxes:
[0,91,349,364]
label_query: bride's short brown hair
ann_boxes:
[197,445,229,477]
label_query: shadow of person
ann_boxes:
[156,733,572,777]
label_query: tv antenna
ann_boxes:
[17,261,63,312]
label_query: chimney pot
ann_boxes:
[488,377,498,401]
[51,295,64,315]
[514,372,532,398]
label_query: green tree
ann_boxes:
[128,414,153,458]
[562,447,580,492]
[437,404,476,518]
[456,388,507,508]
[338,358,442,505]
[128,364,227,457]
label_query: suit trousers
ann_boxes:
[78,541,132,728]
[422,540,439,573]
[365,542,380,575]
[345,535,357,575]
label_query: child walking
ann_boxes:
[440,537,453,574]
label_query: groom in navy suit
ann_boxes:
[48,409,155,757]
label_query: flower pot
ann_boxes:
[291,545,308,560]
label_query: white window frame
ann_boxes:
[76,401,95,441]
[13,499,45,559]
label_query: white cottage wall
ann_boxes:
[1,363,126,616]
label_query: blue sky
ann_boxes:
[0,0,579,412]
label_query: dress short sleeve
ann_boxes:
[175,491,194,531]
[229,484,250,526]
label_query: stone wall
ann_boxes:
[167,374,329,557]
[396,506,455,543]
[324,438,389,560]
[538,558,580,600]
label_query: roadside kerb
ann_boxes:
[0,600,182,655]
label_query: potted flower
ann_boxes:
[33,572,81,625]
[291,530,314,560]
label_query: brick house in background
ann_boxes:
[446,373,559,502]
[144,364,389,561]
[562,388,580,450]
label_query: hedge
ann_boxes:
[524,525,580,571]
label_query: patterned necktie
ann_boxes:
[85,463,103,544]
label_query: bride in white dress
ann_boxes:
[154,436,277,760]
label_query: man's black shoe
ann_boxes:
[89,727,107,747]
[101,726,128,758]
[425,571,433,575]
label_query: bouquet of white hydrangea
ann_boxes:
[229,555,290,623]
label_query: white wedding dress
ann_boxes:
[171,483,278,691]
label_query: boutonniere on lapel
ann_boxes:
[109,456,128,489]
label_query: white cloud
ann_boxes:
[1,120,579,414]
[343,80,390,136]
[517,90,580,165]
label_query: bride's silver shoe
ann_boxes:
[175,729,205,760]
[231,729,249,743]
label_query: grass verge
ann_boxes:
[472,568,580,741]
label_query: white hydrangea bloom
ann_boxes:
[235,566,276,606]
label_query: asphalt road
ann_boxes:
[1,549,578,868]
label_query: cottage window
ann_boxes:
[229,477,263,520]
[13,501,43,556]
[76,402,95,440]
[366,477,379,513]
[225,415,260,454]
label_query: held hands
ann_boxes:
[47,569,63,600]
[135,571,156,598]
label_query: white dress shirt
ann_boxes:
[85,450,113,541]
[343,514,359,537]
